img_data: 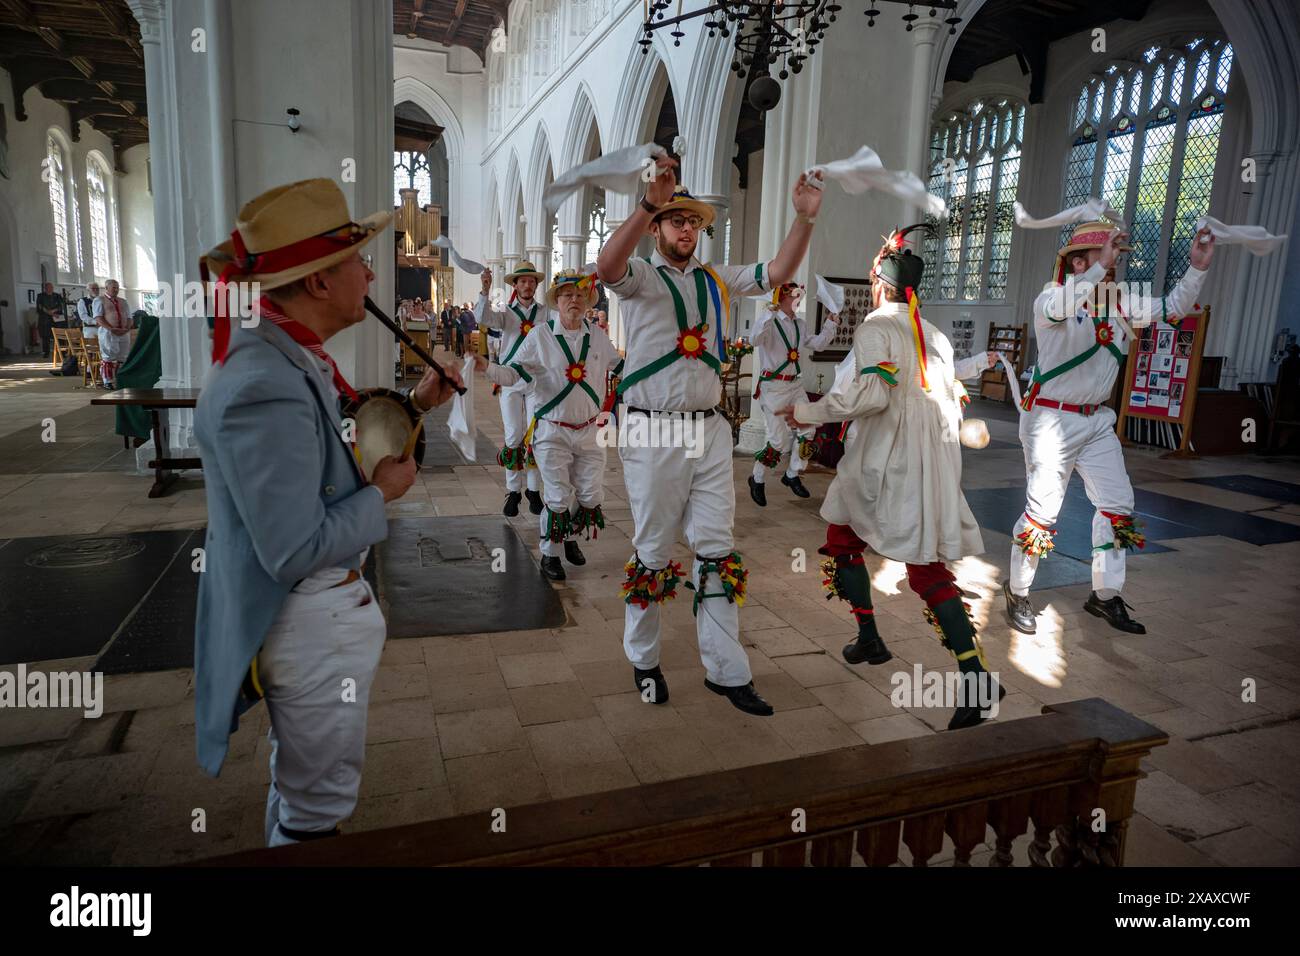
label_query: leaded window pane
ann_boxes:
[961,155,994,299]
[988,152,1020,298]
[1166,109,1223,292]
[1126,116,1176,284]
[47,138,69,274]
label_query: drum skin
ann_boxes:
[342,387,427,480]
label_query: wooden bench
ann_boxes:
[198,698,1167,867]
[89,387,203,497]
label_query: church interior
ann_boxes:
[1,0,1298,878]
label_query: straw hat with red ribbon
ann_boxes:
[200,178,392,364]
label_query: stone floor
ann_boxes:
[1,351,1299,867]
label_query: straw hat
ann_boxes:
[1054,220,1131,282]
[650,186,715,231]
[546,269,600,310]
[201,178,391,291]
[505,261,546,286]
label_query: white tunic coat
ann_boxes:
[794,302,985,565]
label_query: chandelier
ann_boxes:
[639,2,963,111]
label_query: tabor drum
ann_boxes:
[342,387,426,481]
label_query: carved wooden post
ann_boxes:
[987,793,1032,866]
[945,803,989,866]
[762,842,807,867]
[810,832,855,867]
[856,820,901,867]
[1029,786,1070,867]
[902,812,946,866]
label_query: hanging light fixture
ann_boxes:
[640,3,962,111]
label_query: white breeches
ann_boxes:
[619,412,751,687]
[1010,406,1136,596]
[98,327,131,362]
[499,384,539,493]
[752,380,815,482]
[532,420,606,557]
[258,577,387,846]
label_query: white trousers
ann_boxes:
[751,380,814,483]
[619,412,752,687]
[1010,406,1135,596]
[258,577,387,846]
[533,420,606,557]
[499,384,539,494]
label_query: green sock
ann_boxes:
[928,596,984,675]
[834,559,880,643]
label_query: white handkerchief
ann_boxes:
[815,275,845,315]
[543,143,668,219]
[1014,197,1122,230]
[431,236,487,275]
[447,355,477,462]
[1195,215,1287,256]
[996,352,1023,412]
[807,146,946,218]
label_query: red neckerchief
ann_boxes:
[256,296,360,403]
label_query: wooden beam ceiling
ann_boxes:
[393,0,504,62]
[0,0,148,166]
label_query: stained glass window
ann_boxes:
[394,150,432,208]
[922,99,1025,301]
[1060,37,1232,292]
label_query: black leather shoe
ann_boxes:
[748,475,767,507]
[1003,582,1037,634]
[842,633,892,665]
[1084,591,1146,634]
[503,491,522,517]
[947,675,1006,731]
[781,474,811,498]
[525,489,544,515]
[540,556,565,581]
[564,540,586,565]
[704,678,774,717]
[634,666,669,704]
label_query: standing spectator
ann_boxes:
[455,304,476,357]
[36,282,65,359]
[441,303,456,353]
[77,282,100,340]
[94,279,132,388]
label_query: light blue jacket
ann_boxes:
[193,320,388,776]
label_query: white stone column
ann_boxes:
[127,0,208,466]
[525,244,550,285]
[559,236,586,270]
[903,20,943,221]
[693,192,729,270]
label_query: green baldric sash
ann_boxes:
[500,302,539,366]
[617,261,722,394]
[526,329,602,422]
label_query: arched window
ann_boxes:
[1059,37,1233,292]
[394,150,432,207]
[920,99,1025,301]
[46,135,71,274]
[87,154,115,281]
[46,133,84,277]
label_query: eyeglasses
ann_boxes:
[664,214,704,231]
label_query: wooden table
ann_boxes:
[90,388,202,497]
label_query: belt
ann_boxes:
[1032,397,1100,416]
[626,406,716,418]
[760,372,798,382]
[548,414,600,430]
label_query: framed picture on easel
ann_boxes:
[811,276,872,362]
[1116,306,1211,457]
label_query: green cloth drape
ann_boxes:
[114,312,162,440]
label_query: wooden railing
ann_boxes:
[201,699,1166,867]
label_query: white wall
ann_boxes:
[119,144,157,301]
[0,65,152,350]
[394,38,487,306]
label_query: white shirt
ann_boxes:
[487,319,623,426]
[77,296,98,328]
[605,250,769,412]
[93,294,129,331]
[1030,263,1206,406]
[751,305,838,390]
[473,295,554,392]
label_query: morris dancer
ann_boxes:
[1003,222,1216,635]
[474,270,623,581]
[748,281,838,505]
[596,157,821,716]
[94,279,132,388]
[780,226,1001,730]
[474,262,548,516]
